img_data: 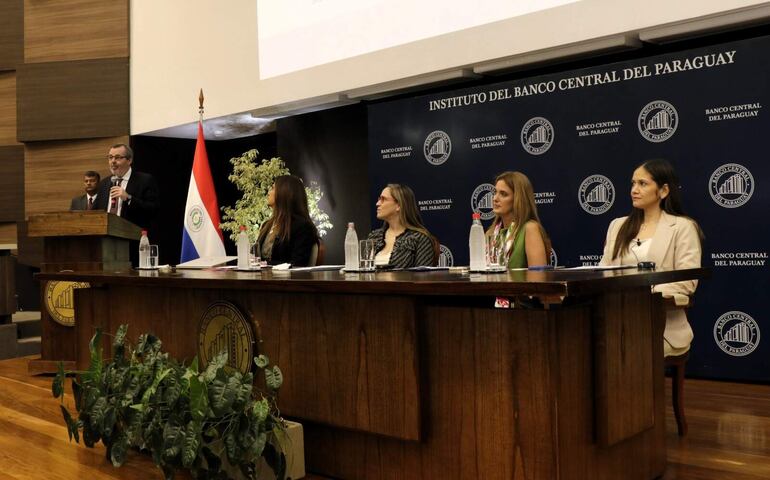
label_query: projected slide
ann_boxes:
[257,0,580,79]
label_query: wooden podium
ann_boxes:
[27,211,141,373]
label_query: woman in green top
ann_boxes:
[487,171,552,269]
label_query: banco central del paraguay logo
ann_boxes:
[471,183,496,220]
[423,130,451,165]
[638,100,678,142]
[578,174,615,215]
[709,163,754,208]
[520,117,554,155]
[713,311,760,357]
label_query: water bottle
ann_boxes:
[138,230,150,268]
[237,226,250,269]
[344,222,359,271]
[469,213,486,271]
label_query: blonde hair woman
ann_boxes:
[487,171,551,269]
[367,183,438,269]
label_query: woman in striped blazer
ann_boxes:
[367,184,438,269]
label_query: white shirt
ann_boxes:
[106,167,132,216]
[374,249,391,266]
[630,237,652,262]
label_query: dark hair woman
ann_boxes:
[486,171,551,269]
[367,184,438,269]
[256,175,319,267]
[599,159,704,357]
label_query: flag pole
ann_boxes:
[198,88,205,122]
[180,88,226,263]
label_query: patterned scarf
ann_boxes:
[492,221,519,265]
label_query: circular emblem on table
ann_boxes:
[423,130,452,165]
[198,301,255,374]
[713,311,760,357]
[187,205,205,232]
[638,100,678,142]
[44,281,90,327]
[578,174,615,215]
[471,183,496,221]
[550,248,558,267]
[520,117,554,155]
[709,163,754,209]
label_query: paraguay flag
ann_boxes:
[180,122,226,262]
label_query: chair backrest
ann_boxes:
[308,242,319,267]
[308,240,325,266]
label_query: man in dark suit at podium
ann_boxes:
[69,171,100,210]
[94,143,160,228]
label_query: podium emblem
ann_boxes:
[198,301,255,374]
[44,281,90,327]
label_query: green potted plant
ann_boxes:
[220,150,332,243]
[52,325,289,480]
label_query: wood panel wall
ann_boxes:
[0,73,20,146]
[0,1,23,71]
[23,0,129,63]
[24,136,128,217]
[14,0,130,266]
[0,1,23,250]
[17,59,130,142]
[0,146,24,222]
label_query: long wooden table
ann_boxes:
[37,267,707,480]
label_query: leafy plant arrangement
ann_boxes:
[52,325,287,480]
[220,150,333,243]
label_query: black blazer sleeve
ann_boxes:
[124,172,160,227]
[94,172,160,228]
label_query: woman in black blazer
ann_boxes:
[256,175,319,267]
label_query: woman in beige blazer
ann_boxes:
[599,159,703,356]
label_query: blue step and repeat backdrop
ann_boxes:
[368,35,768,382]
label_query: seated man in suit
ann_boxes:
[69,170,100,210]
[94,143,160,228]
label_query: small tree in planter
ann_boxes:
[220,150,333,244]
[52,325,287,480]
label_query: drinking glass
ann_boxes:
[359,240,375,271]
[250,243,261,269]
[149,245,159,268]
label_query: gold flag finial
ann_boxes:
[198,89,205,118]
